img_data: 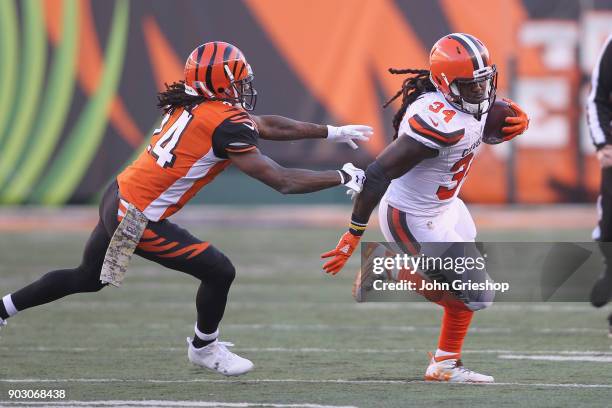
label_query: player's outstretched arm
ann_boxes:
[229,148,364,194]
[321,136,438,274]
[251,115,372,148]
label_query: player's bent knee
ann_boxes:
[190,247,236,287]
[462,281,495,311]
[465,299,493,311]
[74,266,107,293]
[213,254,236,287]
[458,267,496,312]
[464,280,495,311]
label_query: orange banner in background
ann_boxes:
[245,0,429,154]
[1,0,610,204]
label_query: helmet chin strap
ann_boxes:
[463,99,489,115]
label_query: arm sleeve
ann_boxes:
[212,113,259,159]
[587,35,612,148]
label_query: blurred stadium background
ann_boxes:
[1,0,612,407]
[0,0,610,205]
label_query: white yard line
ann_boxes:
[536,328,604,334]
[10,321,603,335]
[0,378,611,388]
[206,323,510,334]
[48,301,594,313]
[498,354,612,363]
[2,346,611,355]
[0,401,357,408]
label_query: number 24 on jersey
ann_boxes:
[148,111,193,168]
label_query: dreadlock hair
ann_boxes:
[157,81,207,114]
[383,68,437,139]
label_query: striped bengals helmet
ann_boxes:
[429,33,497,118]
[184,41,257,110]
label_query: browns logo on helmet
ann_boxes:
[429,33,497,118]
[184,41,257,111]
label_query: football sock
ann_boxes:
[192,336,216,349]
[437,306,474,354]
[435,349,459,358]
[192,325,218,349]
[195,280,230,334]
[0,303,7,320]
[0,295,18,320]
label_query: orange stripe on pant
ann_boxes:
[390,208,419,255]
[138,238,179,252]
[157,242,210,259]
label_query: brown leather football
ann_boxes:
[482,99,517,145]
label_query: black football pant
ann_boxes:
[594,168,612,313]
[9,182,234,334]
[597,168,612,271]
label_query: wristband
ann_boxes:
[326,125,337,139]
[349,219,367,236]
[338,169,351,185]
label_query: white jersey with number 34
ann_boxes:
[384,90,487,217]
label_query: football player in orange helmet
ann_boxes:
[0,41,372,377]
[322,33,529,383]
[429,33,497,120]
[183,41,258,111]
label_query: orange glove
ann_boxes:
[321,231,361,275]
[501,98,529,141]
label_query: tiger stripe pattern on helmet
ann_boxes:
[185,41,249,99]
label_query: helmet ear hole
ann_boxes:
[217,87,225,93]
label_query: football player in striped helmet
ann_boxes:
[0,41,372,376]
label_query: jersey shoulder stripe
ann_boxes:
[226,144,257,153]
[228,111,256,126]
[408,114,465,146]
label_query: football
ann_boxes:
[482,99,517,145]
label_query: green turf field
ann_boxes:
[1,223,611,407]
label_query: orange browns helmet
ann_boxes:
[184,41,257,110]
[429,33,497,118]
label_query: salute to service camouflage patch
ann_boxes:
[100,204,149,287]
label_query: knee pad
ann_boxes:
[465,298,493,311]
[460,263,495,311]
[431,242,495,311]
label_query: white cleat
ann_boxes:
[0,318,6,336]
[425,353,494,383]
[187,338,254,376]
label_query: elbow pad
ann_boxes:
[364,161,391,196]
